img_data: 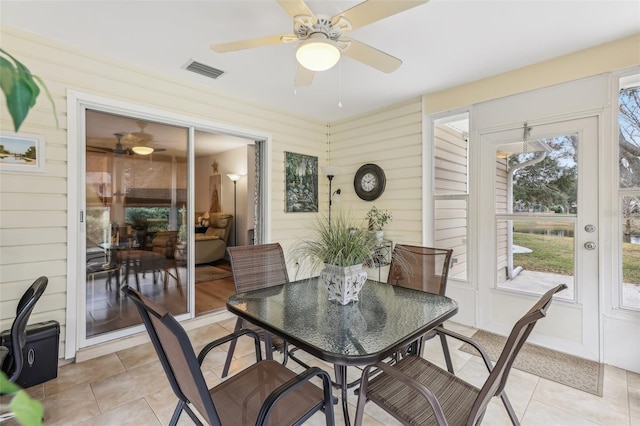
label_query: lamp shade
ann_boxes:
[131,146,154,155]
[296,38,340,71]
[321,165,340,178]
[227,173,242,182]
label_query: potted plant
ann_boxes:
[366,206,392,240]
[294,211,378,305]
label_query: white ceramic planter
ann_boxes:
[320,263,368,305]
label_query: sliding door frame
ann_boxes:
[66,90,272,358]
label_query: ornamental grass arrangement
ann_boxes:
[294,211,378,271]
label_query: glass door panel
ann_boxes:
[495,134,578,299]
[85,110,189,338]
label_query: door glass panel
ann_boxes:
[619,82,640,310]
[495,134,577,300]
[85,110,189,338]
[620,195,640,309]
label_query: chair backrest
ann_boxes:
[468,283,568,424]
[5,276,48,381]
[387,244,453,295]
[123,286,220,425]
[227,243,290,293]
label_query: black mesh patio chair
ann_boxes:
[0,276,48,383]
[387,244,454,372]
[123,286,335,426]
[354,283,567,426]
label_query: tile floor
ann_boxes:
[12,319,640,426]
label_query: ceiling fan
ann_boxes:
[87,130,166,157]
[87,133,134,156]
[211,0,429,86]
[123,121,166,155]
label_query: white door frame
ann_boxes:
[66,90,272,358]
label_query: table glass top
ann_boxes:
[227,277,458,365]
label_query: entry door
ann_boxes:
[477,117,599,360]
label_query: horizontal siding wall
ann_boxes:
[328,98,424,280]
[0,27,326,358]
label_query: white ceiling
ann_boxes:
[2,0,639,124]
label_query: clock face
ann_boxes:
[354,164,386,201]
[361,173,376,192]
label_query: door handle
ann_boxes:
[584,241,597,250]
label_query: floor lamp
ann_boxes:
[227,174,241,246]
[322,166,340,227]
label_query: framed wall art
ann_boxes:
[0,131,46,173]
[285,151,318,212]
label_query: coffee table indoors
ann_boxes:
[227,277,458,425]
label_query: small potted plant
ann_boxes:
[366,206,392,240]
[293,211,378,305]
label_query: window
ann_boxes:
[433,114,469,281]
[618,74,640,310]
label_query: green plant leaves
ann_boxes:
[0,48,57,132]
[1,372,44,426]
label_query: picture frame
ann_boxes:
[0,131,46,173]
[285,151,318,212]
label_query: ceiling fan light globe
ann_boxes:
[296,38,340,71]
[132,146,154,155]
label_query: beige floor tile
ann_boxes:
[115,341,157,369]
[44,353,125,397]
[75,398,161,426]
[422,337,473,371]
[531,366,631,426]
[482,399,519,425]
[40,383,100,426]
[521,399,601,425]
[91,360,170,413]
[187,322,234,352]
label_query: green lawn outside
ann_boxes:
[513,232,640,283]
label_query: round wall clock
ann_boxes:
[354,163,386,201]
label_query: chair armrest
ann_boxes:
[362,362,448,426]
[434,326,495,372]
[197,329,262,365]
[256,366,335,425]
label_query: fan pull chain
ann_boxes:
[337,60,343,108]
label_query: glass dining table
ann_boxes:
[227,277,458,425]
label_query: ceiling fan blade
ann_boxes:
[87,146,112,153]
[295,65,315,87]
[340,38,402,73]
[276,0,315,19]
[334,0,429,31]
[211,34,292,53]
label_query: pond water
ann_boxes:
[515,228,575,238]
[0,157,30,164]
[518,228,640,245]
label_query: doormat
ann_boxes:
[195,266,233,283]
[459,329,604,396]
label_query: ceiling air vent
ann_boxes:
[184,60,225,80]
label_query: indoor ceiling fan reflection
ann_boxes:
[210,0,429,87]
[87,133,134,156]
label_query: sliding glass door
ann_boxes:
[84,110,189,339]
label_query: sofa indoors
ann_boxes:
[194,212,232,264]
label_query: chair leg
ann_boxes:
[264,332,274,360]
[499,391,520,425]
[439,331,455,373]
[221,318,242,378]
